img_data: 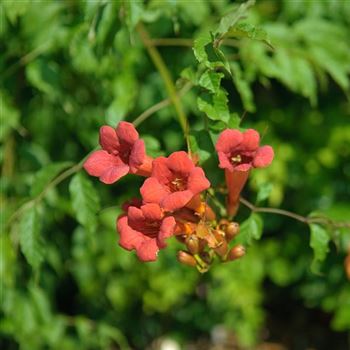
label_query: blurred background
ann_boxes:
[1,0,350,349]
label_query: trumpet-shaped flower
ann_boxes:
[117,203,176,262]
[215,129,274,172]
[84,121,152,184]
[140,151,210,212]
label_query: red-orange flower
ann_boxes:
[140,151,210,212]
[215,129,274,172]
[117,203,176,262]
[84,121,152,184]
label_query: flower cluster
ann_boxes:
[84,122,274,271]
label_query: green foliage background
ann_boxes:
[1,0,350,349]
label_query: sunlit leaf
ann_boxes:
[198,70,224,94]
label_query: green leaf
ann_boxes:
[215,0,255,38]
[106,71,137,125]
[227,113,241,129]
[69,173,100,233]
[197,89,230,123]
[198,70,224,94]
[26,59,60,98]
[19,206,44,269]
[309,223,330,273]
[123,0,144,32]
[238,213,264,245]
[31,162,73,197]
[256,183,273,203]
[95,1,121,52]
[143,135,163,158]
[225,22,272,47]
[189,129,214,163]
[193,32,212,63]
[230,62,255,112]
[2,0,30,24]
[0,91,19,142]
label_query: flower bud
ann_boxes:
[225,222,240,241]
[214,240,228,257]
[227,244,245,261]
[218,219,229,231]
[185,235,200,254]
[177,250,197,267]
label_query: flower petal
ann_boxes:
[116,121,139,145]
[141,203,163,221]
[129,139,146,173]
[140,177,169,204]
[99,164,129,184]
[136,238,159,262]
[99,126,119,153]
[215,129,243,153]
[84,150,124,177]
[127,206,145,223]
[253,145,274,168]
[167,151,195,174]
[242,129,260,151]
[117,216,144,250]
[161,190,193,212]
[233,163,252,172]
[152,157,172,184]
[158,216,176,248]
[187,167,210,194]
[217,151,234,171]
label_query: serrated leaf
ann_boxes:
[197,89,230,123]
[215,0,255,38]
[31,162,73,197]
[19,206,44,269]
[193,32,212,63]
[225,22,272,48]
[309,223,330,273]
[69,173,100,233]
[198,70,224,94]
[238,213,264,245]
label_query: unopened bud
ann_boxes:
[227,244,245,261]
[218,219,229,229]
[177,250,197,267]
[185,235,200,254]
[214,240,228,257]
[225,222,240,241]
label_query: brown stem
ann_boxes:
[239,197,350,229]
